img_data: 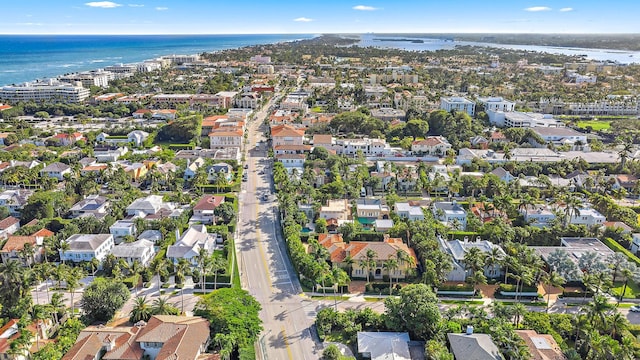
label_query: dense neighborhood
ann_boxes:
[2,35,640,359]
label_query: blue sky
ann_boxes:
[1,0,639,34]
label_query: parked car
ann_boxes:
[262,193,269,201]
[630,305,640,312]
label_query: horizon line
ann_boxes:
[1,32,640,36]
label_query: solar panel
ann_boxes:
[531,337,552,350]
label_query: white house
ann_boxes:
[127,130,150,147]
[438,236,505,282]
[109,220,137,243]
[519,205,557,228]
[60,234,114,264]
[440,97,475,116]
[166,225,219,265]
[0,190,32,217]
[111,239,155,267]
[411,136,451,156]
[207,163,233,182]
[394,202,425,221]
[126,195,177,218]
[69,195,110,219]
[432,201,467,229]
[40,162,71,181]
[566,206,606,227]
[183,157,205,180]
[0,216,20,239]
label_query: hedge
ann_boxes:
[498,284,538,293]
[438,284,475,292]
[169,143,196,150]
[602,237,640,268]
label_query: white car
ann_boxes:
[630,305,640,312]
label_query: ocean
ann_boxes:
[0,34,314,86]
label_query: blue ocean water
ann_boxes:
[0,34,314,86]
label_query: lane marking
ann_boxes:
[281,327,294,360]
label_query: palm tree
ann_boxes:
[484,247,504,279]
[19,242,35,268]
[584,295,614,331]
[608,312,628,340]
[541,271,566,312]
[363,249,377,284]
[151,258,168,293]
[195,248,209,291]
[618,263,638,303]
[130,296,152,323]
[213,333,236,360]
[466,270,487,297]
[562,193,582,226]
[151,296,179,315]
[66,266,85,317]
[511,302,526,328]
[31,304,49,351]
[462,247,486,274]
[59,241,70,264]
[383,257,398,295]
[343,254,355,278]
[49,292,65,325]
[210,254,226,291]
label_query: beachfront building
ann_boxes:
[0,81,90,104]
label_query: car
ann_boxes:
[243,164,248,169]
[630,305,640,312]
[258,170,264,175]
[262,193,269,201]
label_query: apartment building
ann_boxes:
[0,81,90,103]
[440,97,475,116]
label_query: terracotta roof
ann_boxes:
[514,330,565,360]
[193,195,225,211]
[274,145,312,151]
[0,319,19,354]
[32,228,54,237]
[82,164,109,172]
[0,216,19,230]
[617,174,638,183]
[317,235,419,265]
[271,124,305,137]
[313,134,333,145]
[1,236,36,253]
[491,132,507,140]
[208,129,243,137]
[136,316,210,360]
[413,137,445,146]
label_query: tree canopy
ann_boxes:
[81,278,130,322]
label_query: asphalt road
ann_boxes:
[237,102,322,360]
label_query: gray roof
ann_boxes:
[433,202,465,212]
[357,332,411,360]
[442,238,505,262]
[66,234,113,251]
[138,229,162,242]
[42,162,70,172]
[166,225,215,259]
[111,240,154,258]
[70,195,108,212]
[447,333,504,360]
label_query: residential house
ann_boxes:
[616,174,638,193]
[138,230,162,243]
[0,216,20,239]
[312,134,337,153]
[438,237,505,282]
[603,221,633,235]
[183,157,206,180]
[51,132,84,146]
[394,202,425,221]
[276,154,305,175]
[126,195,179,219]
[0,190,32,217]
[271,124,305,148]
[109,220,137,243]
[514,330,566,360]
[94,146,128,162]
[633,233,640,254]
[0,318,50,360]
[207,162,233,182]
[337,138,392,157]
[470,203,508,224]
[60,234,114,264]
[166,225,220,265]
[40,162,71,181]
[374,219,394,233]
[447,332,504,360]
[111,239,155,267]
[122,162,148,181]
[319,199,350,221]
[356,332,413,360]
[533,237,615,281]
[127,130,150,147]
[69,195,109,219]
[356,200,390,228]
[190,195,225,225]
[0,132,14,146]
[209,128,243,150]
[562,206,606,227]
[491,167,515,183]
[318,234,418,280]
[529,127,589,150]
[62,315,211,360]
[519,205,557,228]
[469,136,489,149]
[411,136,452,156]
[432,201,467,229]
[80,164,109,177]
[0,235,39,265]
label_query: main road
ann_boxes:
[236,96,323,360]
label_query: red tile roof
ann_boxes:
[193,195,225,211]
[271,124,305,137]
[0,216,19,230]
[1,236,36,253]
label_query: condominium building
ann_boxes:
[440,97,475,116]
[0,81,90,103]
[477,97,515,112]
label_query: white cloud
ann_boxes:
[85,1,122,8]
[353,5,378,11]
[294,17,313,22]
[17,22,43,26]
[524,6,551,12]
[155,7,168,11]
[128,4,144,7]
[559,7,573,12]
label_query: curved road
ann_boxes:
[236,101,322,360]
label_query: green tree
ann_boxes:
[193,288,263,355]
[130,296,152,323]
[214,202,236,224]
[151,296,180,316]
[81,277,130,322]
[384,284,441,340]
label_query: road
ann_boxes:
[236,98,322,359]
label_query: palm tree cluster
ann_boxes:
[129,295,180,323]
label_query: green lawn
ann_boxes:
[575,120,611,131]
[440,299,484,305]
[610,281,640,299]
[310,106,323,113]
